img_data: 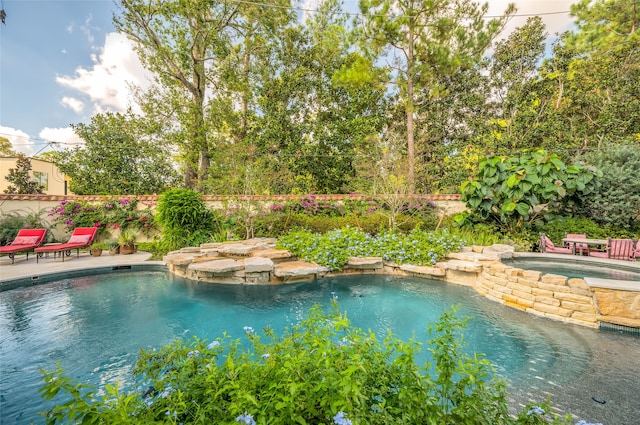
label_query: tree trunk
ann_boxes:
[240,50,250,140]
[406,19,416,193]
[194,46,209,190]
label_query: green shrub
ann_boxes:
[500,231,536,252]
[447,223,503,247]
[235,194,440,239]
[0,210,50,246]
[40,306,571,424]
[245,212,438,240]
[538,216,608,244]
[155,189,216,251]
[581,143,640,231]
[457,149,601,232]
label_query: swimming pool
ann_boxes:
[503,257,640,281]
[1,270,639,424]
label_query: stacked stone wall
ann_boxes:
[475,262,599,328]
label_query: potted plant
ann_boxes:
[106,238,120,255]
[118,230,138,255]
[89,242,108,257]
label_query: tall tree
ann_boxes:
[114,0,239,189]
[486,16,547,152]
[202,0,295,193]
[413,64,491,192]
[0,136,16,157]
[537,0,640,153]
[358,0,514,191]
[53,112,179,195]
[4,154,44,194]
[250,0,388,193]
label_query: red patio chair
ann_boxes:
[539,234,573,254]
[564,233,588,255]
[0,229,47,264]
[35,227,98,262]
[634,239,640,260]
[588,238,635,261]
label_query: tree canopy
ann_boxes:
[48,0,640,195]
[52,112,179,195]
[3,154,44,194]
[0,137,17,157]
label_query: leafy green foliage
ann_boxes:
[484,16,548,153]
[358,0,515,189]
[0,210,50,246]
[247,0,388,194]
[538,216,608,247]
[3,154,44,194]
[0,136,17,157]
[155,189,216,251]
[457,150,601,232]
[277,227,464,270]
[52,112,179,195]
[40,306,571,424]
[579,143,640,231]
[114,0,243,189]
[219,194,439,240]
[447,224,503,247]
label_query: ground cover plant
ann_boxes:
[40,305,572,424]
[277,227,465,270]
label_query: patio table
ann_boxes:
[561,237,608,256]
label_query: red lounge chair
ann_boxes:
[589,238,636,261]
[35,227,98,262]
[635,240,640,260]
[0,229,47,264]
[540,234,573,254]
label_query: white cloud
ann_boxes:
[39,127,84,149]
[55,32,153,115]
[298,0,318,23]
[61,96,85,114]
[0,126,83,157]
[81,14,96,44]
[488,0,576,41]
[0,126,33,156]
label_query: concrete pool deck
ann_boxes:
[0,250,165,287]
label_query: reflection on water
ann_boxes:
[1,271,639,424]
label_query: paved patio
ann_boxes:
[0,250,165,285]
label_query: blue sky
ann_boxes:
[1,0,147,156]
[0,0,576,157]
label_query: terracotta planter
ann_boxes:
[109,246,120,255]
[120,244,135,255]
[90,248,103,257]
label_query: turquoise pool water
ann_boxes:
[503,258,640,281]
[1,270,638,424]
